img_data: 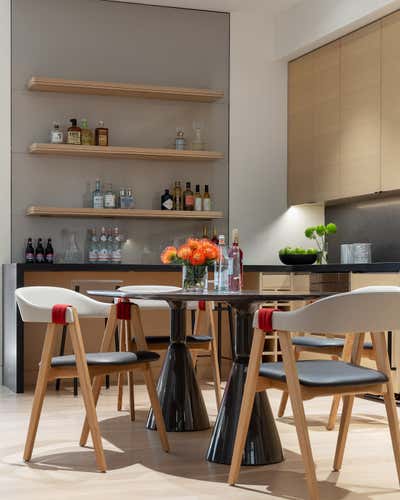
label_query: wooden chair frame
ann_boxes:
[117,301,222,420]
[278,333,378,430]
[24,304,169,473]
[228,328,400,500]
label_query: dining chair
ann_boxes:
[228,287,400,500]
[116,285,221,420]
[277,334,376,430]
[15,286,169,472]
[55,279,123,395]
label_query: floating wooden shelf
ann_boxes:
[26,206,224,220]
[28,77,224,102]
[29,143,223,161]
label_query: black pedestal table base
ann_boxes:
[146,301,210,432]
[207,304,283,465]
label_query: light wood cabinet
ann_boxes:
[288,53,315,205]
[340,22,381,198]
[381,11,400,191]
[288,20,385,204]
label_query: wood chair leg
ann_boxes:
[333,333,364,471]
[143,365,169,452]
[80,305,118,448]
[228,328,265,486]
[69,312,107,473]
[371,332,400,483]
[207,302,222,408]
[24,323,58,462]
[279,331,319,500]
[278,347,300,418]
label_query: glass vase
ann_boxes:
[182,265,208,292]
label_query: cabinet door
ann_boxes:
[382,11,400,191]
[340,22,381,198]
[313,41,341,201]
[288,53,315,205]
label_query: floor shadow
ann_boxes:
[278,413,389,430]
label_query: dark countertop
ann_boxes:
[6,262,400,273]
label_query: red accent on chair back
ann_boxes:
[258,308,277,332]
[52,304,72,324]
[199,300,206,311]
[117,299,131,320]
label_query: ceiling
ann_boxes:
[112,0,304,14]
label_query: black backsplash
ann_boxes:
[325,195,400,263]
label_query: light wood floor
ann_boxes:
[1,382,400,499]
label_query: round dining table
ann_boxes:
[88,288,332,466]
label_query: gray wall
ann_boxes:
[326,195,400,263]
[11,0,229,263]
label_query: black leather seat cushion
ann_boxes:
[292,336,345,348]
[133,335,212,344]
[259,360,388,387]
[51,351,159,367]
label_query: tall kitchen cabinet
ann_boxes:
[288,20,383,205]
[381,11,400,191]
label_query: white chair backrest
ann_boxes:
[16,286,110,323]
[265,286,400,334]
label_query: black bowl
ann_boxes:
[279,253,317,265]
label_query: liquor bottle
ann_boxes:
[45,238,54,264]
[175,128,185,150]
[25,238,35,263]
[35,238,45,263]
[67,118,81,145]
[119,188,126,209]
[228,229,243,291]
[202,226,209,240]
[183,182,194,211]
[80,118,94,145]
[215,235,229,291]
[173,181,183,210]
[191,122,204,151]
[194,184,202,211]
[126,187,135,209]
[161,189,173,210]
[95,121,108,146]
[92,179,104,208]
[98,227,110,263]
[104,183,116,209]
[203,185,211,211]
[87,228,99,263]
[211,227,219,244]
[50,122,63,144]
[111,227,122,264]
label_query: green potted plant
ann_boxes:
[304,223,337,264]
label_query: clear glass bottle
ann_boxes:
[126,187,135,209]
[104,183,116,208]
[228,228,243,291]
[175,128,185,150]
[191,122,204,150]
[80,118,94,145]
[111,226,122,264]
[173,181,182,210]
[194,184,202,211]
[215,234,229,291]
[98,227,110,263]
[203,185,211,211]
[119,188,126,209]
[50,122,63,144]
[87,228,99,263]
[92,179,104,208]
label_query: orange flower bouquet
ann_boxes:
[161,238,220,291]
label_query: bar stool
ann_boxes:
[15,286,169,472]
[116,285,222,420]
[55,279,123,395]
[228,286,400,500]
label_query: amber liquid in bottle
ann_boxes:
[173,181,183,210]
[183,182,194,211]
[67,118,81,145]
[95,121,109,146]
